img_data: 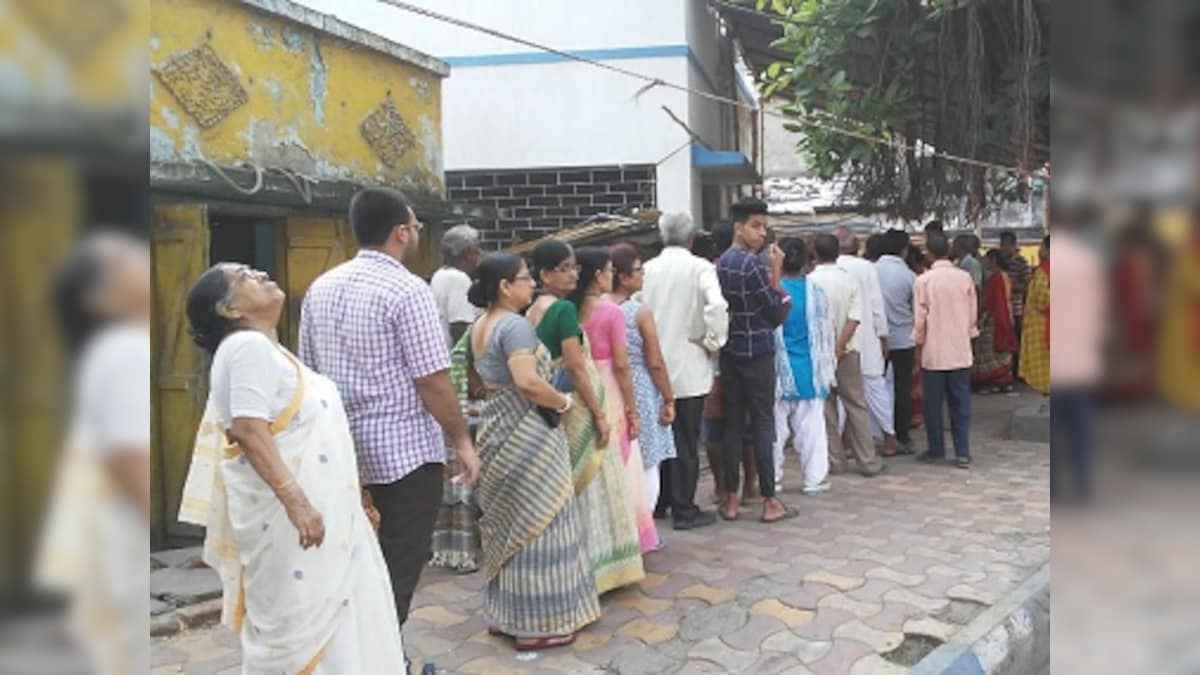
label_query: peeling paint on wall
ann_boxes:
[160,105,180,129]
[150,127,178,160]
[409,76,430,99]
[310,38,326,127]
[419,114,442,181]
[248,22,273,51]
[264,77,282,101]
[281,25,304,53]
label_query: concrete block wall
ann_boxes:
[446,164,656,248]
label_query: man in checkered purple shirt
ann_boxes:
[299,187,480,631]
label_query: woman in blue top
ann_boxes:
[772,238,837,495]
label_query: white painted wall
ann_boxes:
[296,0,742,222]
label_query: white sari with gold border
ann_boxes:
[180,346,404,674]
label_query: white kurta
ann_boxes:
[838,255,890,376]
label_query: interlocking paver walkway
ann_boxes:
[152,391,1049,674]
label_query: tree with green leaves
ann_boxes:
[752,0,1049,222]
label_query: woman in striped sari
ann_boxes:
[467,253,601,649]
[526,240,645,595]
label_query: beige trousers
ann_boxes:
[824,351,883,474]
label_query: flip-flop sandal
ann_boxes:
[761,505,799,524]
[515,634,577,651]
[488,627,512,638]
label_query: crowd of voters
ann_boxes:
[178,187,1053,672]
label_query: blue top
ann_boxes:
[875,255,917,350]
[779,278,816,399]
[717,247,786,359]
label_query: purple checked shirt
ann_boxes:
[299,250,449,485]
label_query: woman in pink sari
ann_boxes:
[575,247,659,554]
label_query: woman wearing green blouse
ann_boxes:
[526,239,644,594]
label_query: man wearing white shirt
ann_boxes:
[834,226,899,458]
[808,234,885,477]
[430,224,482,347]
[642,212,728,530]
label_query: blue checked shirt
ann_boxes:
[299,250,449,485]
[717,247,787,359]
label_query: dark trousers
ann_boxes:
[660,395,705,523]
[366,462,444,626]
[923,369,971,459]
[719,352,777,498]
[889,347,916,445]
[1050,389,1094,501]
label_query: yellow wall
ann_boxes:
[150,0,445,196]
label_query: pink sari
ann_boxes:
[583,300,658,553]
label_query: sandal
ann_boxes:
[488,627,512,638]
[515,633,577,651]
[761,504,799,524]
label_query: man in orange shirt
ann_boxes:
[912,234,979,468]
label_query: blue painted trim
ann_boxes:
[691,142,753,168]
[443,43,757,110]
[444,44,689,68]
[944,651,985,675]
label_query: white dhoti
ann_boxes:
[864,374,895,439]
[773,399,829,490]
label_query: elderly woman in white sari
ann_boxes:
[180,263,405,674]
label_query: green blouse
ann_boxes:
[535,298,582,359]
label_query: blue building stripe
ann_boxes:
[444,44,690,68]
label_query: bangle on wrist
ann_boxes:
[555,394,573,414]
[271,477,296,493]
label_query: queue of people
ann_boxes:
[178,186,1049,670]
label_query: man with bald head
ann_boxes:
[833,226,900,458]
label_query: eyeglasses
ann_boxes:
[553,262,580,274]
[398,219,424,232]
[511,273,534,282]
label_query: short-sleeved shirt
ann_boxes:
[808,263,864,352]
[581,300,626,362]
[534,298,582,360]
[299,249,449,486]
[474,313,540,387]
[717,247,786,359]
[209,331,298,428]
[876,255,917,350]
[72,323,151,454]
[431,266,481,347]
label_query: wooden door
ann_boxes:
[151,203,208,543]
[279,216,355,351]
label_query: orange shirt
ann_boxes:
[913,260,979,371]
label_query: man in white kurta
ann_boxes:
[835,227,897,456]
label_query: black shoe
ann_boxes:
[674,510,717,530]
[653,507,670,520]
[916,451,944,464]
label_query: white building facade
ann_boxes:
[301,0,760,247]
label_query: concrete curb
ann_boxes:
[910,563,1050,675]
[150,598,223,638]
